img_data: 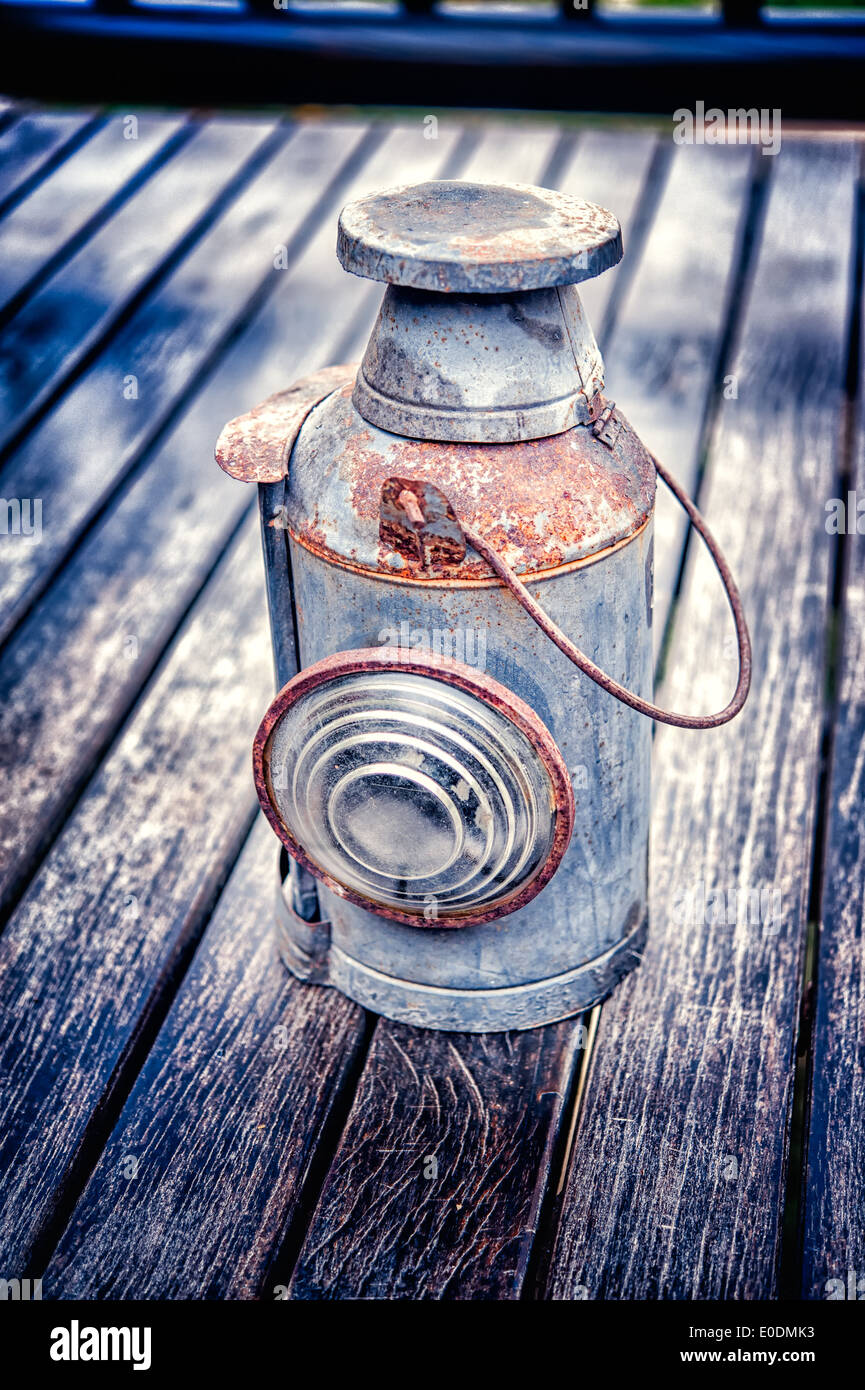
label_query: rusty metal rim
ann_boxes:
[336,180,623,294]
[253,646,576,930]
[284,514,650,589]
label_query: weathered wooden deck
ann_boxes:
[0,102,862,1301]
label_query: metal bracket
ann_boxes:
[584,387,605,424]
[275,852,331,983]
[379,476,467,570]
[591,400,622,449]
[215,364,357,484]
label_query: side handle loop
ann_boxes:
[463,453,752,730]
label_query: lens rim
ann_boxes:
[253,647,575,929]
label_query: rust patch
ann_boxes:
[327,393,655,580]
[287,515,652,589]
[214,364,356,483]
[379,477,467,570]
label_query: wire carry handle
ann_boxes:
[461,453,752,731]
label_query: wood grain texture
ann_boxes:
[0,124,466,1287]
[547,141,857,1301]
[556,128,658,340]
[601,142,753,652]
[0,519,273,1274]
[289,1022,586,1300]
[0,113,183,317]
[0,116,279,454]
[455,122,561,185]
[285,130,708,1302]
[801,227,865,1300]
[45,819,367,1300]
[1,113,856,1303]
[0,119,369,646]
[0,110,97,218]
[0,123,461,920]
[5,121,566,1301]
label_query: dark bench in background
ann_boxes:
[1,0,864,116]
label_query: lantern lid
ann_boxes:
[337,180,622,295]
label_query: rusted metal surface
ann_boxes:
[353,281,605,442]
[253,646,575,930]
[214,364,355,483]
[461,450,751,728]
[378,461,750,728]
[337,181,622,294]
[591,398,623,448]
[287,517,650,589]
[287,383,656,580]
[379,476,466,569]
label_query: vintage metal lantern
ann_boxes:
[216,181,751,1032]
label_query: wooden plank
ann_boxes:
[0,119,370,647]
[601,141,753,649]
[0,112,185,319]
[289,1020,586,1300]
[283,130,684,1302]
[0,116,281,456]
[555,128,659,342]
[0,109,98,219]
[46,820,368,1301]
[0,123,461,923]
[547,141,857,1301]
[455,121,561,185]
[0,520,273,1275]
[801,246,865,1301]
[0,124,465,1286]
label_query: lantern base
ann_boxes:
[274,855,647,1033]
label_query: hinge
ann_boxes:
[591,400,622,449]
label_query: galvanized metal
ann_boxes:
[353,282,605,442]
[215,177,750,1033]
[281,525,652,1028]
[286,380,655,580]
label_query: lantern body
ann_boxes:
[218,180,657,1031]
[279,508,652,1031]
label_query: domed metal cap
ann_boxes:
[337,180,622,294]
